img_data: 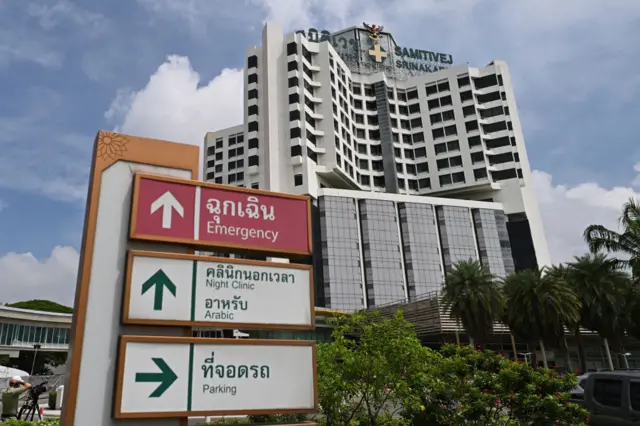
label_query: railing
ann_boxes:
[369,291,599,337]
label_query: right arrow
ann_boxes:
[135,358,178,398]
[150,191,184,229]
[141,269,177,311]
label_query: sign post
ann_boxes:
[64,131,317,425]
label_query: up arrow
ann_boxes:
[135,358,178,398]
[141,269,177,311]
[150,191,184,229]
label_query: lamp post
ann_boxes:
[30,344,41,376]
[622,352,631,369]
[518,352,532,364]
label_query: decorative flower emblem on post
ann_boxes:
[97,131,129,162]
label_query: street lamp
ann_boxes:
[518,352,532,364]
[622,352,631,369]
[30,344,41,376]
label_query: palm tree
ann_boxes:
[441,260,504,349]
[584,197,640,277]
[545,264,582,372]
[503,268,580,369]
[567,254,632,370]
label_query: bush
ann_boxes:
[2,419,59,426]
[48,391,57,410]
[404,344,590,426]
[194,414,308,425]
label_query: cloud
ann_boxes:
[534,168,639,264]
[27,0,109,36]
[0,199,6,213]
[0,246,79,306]
[105,55,244,172]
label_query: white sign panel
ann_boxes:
[124,251,314,329]
[115,337,317,418]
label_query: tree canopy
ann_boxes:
[6,299,73,314]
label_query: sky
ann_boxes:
[0,0,639,306]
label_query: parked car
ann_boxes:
[581,370,640,425]
[569,373,590,402]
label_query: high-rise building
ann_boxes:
[203,22,551,311]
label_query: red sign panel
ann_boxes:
[130,173,312,256]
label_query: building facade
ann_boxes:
[203,22,551,311]
[313,189,514,311]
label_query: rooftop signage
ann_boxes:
[295,24,453,77]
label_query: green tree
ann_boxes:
[316,310,426,426]
[6,299,72,314]
[441,260,504,349]
[545,264,585,372]
[503,268,580,369]
[584,197,640,277]
[566,253,632,370]
[408,344,589,426]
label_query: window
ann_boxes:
[465,121,479,132]
[425,84,437,96]
[474,168,488,180]
[290,145,302,157]
[206,171,215,180]
[248,155,259,166]
[457,76,470,87]
[408,103,420,114]
[287,42,297,55]
[289,110,300,121]
[290,127,301,138]
[215,138,223,148]
[289,93,300,104]
[248,89,258,100]
[307,148,317,162]
[593,379,622,407]
[248,73,258,84]
[413,132,425,143]
[407,89,418,100]
[248,138,259,149]
[287,60,297,72]
[206,146,215,156]
[248,105,258,116]
[294,174,303,186]
[251,182,259,189]
[214,177,223,184]
[247,55,258,68]
[460,91,473,102]
[248,121,258,132]
[437,81,450,92]
[630,382,640,411]
[432,128,444,139]
[288,77,299,87]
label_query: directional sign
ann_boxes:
[130,173,312,256]
[123,250,314,330]
[151,191,184,229]
[114,336,317,418]
[141,269,177,311]
[135,357,178,397]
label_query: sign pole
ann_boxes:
[61,131,199,426]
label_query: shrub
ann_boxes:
[48,391,57,410]
[404,344,590,426]
[3,418,59,426]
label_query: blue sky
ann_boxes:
[1,0,639,305]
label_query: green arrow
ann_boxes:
[141,269,177,311]
[135,358,178,398]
